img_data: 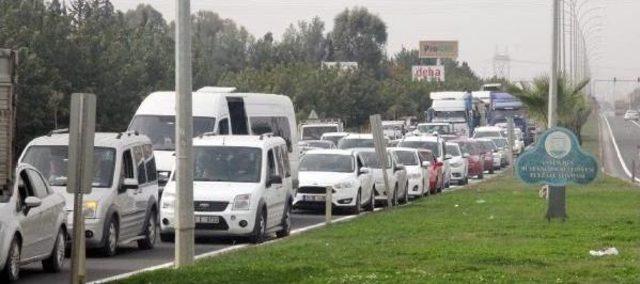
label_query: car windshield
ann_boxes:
[418,124,451,134]
[129,115,216,150]
[302,126,338,140]
[306,141,334,149]
[392,151,419,166]
[21,146,117,188]
[299,154,354,173]
[446,145,462,157]
[359,152,391,169]
[457,142,478,155]
[188,146,262,183]
[492,138,508,147]
[322,135,346,146]
[397,141,439,156]
[474,131,502,139]
[338,138,374,149]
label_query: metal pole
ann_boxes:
[370,115,392,208]
[325,187,332,225]
[632,160,635,183]
[68,93,96,284]
[175,0,194,267]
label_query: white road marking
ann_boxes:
[601,114,639,182]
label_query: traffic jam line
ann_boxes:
[601,114,640,182]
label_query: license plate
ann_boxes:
[303,195,325,202]
[195,216,219,224]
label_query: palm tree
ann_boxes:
[508,75,591,144]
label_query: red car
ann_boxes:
[474,139,495,174]
[453,139,484,179]
[417,149,444,194]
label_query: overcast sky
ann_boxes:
[110,0,639,99]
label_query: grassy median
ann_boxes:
[120,116,640,283]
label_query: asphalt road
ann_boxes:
[600,113,640,180]
[15,171,501,284]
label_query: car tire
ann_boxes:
[138,210,158,250]
[43,228,65,272]
[100,217,119,257]
[1,237,20,282]
[478,172,484,179]
[349,190,361,215]
[276,204,291,238]
[366,187,375,211]
[160,233,175,243]
[391,184,398,206]
[489,167,494,174]
[401,183,409,204]
[249,208,267,244]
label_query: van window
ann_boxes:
[267,149,277,178]
[280,145,291,177]
[143,144,157,182]
[133,146,147,184]
[218,118,229,135]
[123,150,135,179]
[27,169,49,198]
[250,117,292,152]
[128,115,216,150]
[273,147,285,178]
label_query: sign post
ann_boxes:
[67,93,96,284]
[506,117,515,171]
[0,49,16,195]
[370,115,392,208]
[516,127,598,221]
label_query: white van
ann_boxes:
[160,135,293,243]
[20,132,160,256]
[128,87,299,188]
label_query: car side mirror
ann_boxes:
[358,167,371,175]
[120,178,139,193]
[267,175,282,187]
[25,196,42,209]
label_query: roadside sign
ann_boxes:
[516,127,598,186]
[419,41,459,59]
[412,65,445,82]
[370,114,393,207]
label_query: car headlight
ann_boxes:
[233,194,251,211]
[333,181,355,189]
[161,192,175,209]
[82,201,98,219]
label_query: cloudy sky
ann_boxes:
[110,0,640,99]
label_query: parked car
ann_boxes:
[446,142,469,185]
[472,126,506,139]
[452,139,484,179]
[320,132,350,147]
[0,164,67,281]
[397,136,452,188]
[337,134,378,150]
[161,135,293,243]
[474,139,495,174]
[490,137,510,167]
[414,123,455,136]
[390,148,428,198]
[294,149,374,214]
[20,132,160,257]
[476,139,502,170]
[624,109,640,121]
[417,149,444,194]
[355,149,409,205]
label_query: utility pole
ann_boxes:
[547,0,567,221]
[175,0,194,267]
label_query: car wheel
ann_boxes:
[100,217,119,257]
[276,204,291,238]
[401,183,409,204]
[160,233,175,243]
[43,228,65,272]
[1,237,20,281]
[138,210,158,250]
[392,184,399,206]
[489,167,494,174]
[478,172,484,179]
[366,187,375,211]
[349,190,361,215]
[249,209,267,243]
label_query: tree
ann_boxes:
[329,7,387,70]
[509,75,592,143]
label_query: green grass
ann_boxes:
[120,116,640,283]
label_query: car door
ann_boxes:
[355,155,371,205]
[265,148,284,229]
[137,144,159,232]
[116,148,140,240]
[17,170,47,259]
[25,169,59,257]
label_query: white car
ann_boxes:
[390,148,428,198]
[472,126,506,139]
[477,139,502,170]
[320,132,350,147]
[445,142,469,185]
[20,132,160,257]
[397,136,452,188]
[294,149,375,214]
[160,135,293,243]
[624,110,639,121]
[337,134,378,150]
[0,164,67,281]
[355,149,409,205]
[491,137,510,167]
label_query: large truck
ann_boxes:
[426,91,484,136]
[0,49,16,192]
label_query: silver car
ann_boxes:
[0,164,67,281]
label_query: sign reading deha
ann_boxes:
[517,127,598,186]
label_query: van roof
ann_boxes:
[134,91,293,117]
[193,135,285,149]
[25,132,150,148]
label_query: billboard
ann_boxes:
[412,65,445,82]
[419,41,459,59]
